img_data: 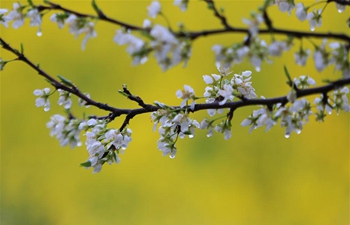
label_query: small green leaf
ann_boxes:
[91,0,105,18]
[27,0,34,6]
[80,161,91,167]
[91,0,99,13]
[118,90,128,97]
[284,65,292,85]
[43,0,50,4]
[57,75,74,87]
[20,43,24,54]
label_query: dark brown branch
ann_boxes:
[34,1,350,43]
[328,0,350,5]
[0,37,121,113]
[1,37,350,131]
[38,1,144,31]
[204,0,231,29]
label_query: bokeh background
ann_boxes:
[1,0,349,225]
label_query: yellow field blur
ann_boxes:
[1,1,349,225]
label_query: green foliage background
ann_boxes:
[1,1,349,224]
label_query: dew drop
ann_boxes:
[310,27,315,32]
[284,133,290,138]
[296,129,302,135]
[169,155,175,159]
[37,31,42,37]
[338,9,344,13]
[255,66,261,72]
[189,134,194,138]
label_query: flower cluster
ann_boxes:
[51,13,97,50]
[241,76,349,137]
[80,119,132,173]
[1,3,42,35]
[203,69,257,115]
[151,102,199,158]
[46,114,82,148]
[114,23,191,71]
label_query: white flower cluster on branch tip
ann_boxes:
[1,0,350,173]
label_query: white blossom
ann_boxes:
[27,8,41,27]
[46,115,82,148]
[242,13,264,37]
[307,9,322,31]
[5,3,24,29]
[241,108,275,133]
[50,13,65,29]
[143,19,151,28]
[114,30,145,55]
[78,93,90,108]
[58,89,72,109]
[214,121,232,140]
[313,40,328,72]
[150,25,183,70]
[314,96,333,115]
[249,39,269,72]
[0,9,11,27]
[218,84,234,105]
[295,3,307,21]
[65,14,97,50]
[274,0,295,15]
[329,42,350,78]
[147,1,161,18]
[174,0,188,12]
[176,85,195,109]
[33,88,51,111]
[269,41,288,56]
[335,3,346,13]
[294,76,316,89]
[78,22,97,50]
[294,48,310,66]
[333,87,350,112]
[231,70,257,99]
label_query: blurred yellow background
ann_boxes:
[1,0,349,225]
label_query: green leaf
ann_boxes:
[27,0,34,6]
[322,79,332,83]
[118,90,128,97]
[91,0,99,13]
[57,75,74,87]
[80,161,91,167]
[20,43,24,54]
[283,65,292,85]
[43,0,50,4]
[91,0,105,18]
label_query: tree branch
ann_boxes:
[33,1,350,43]
[1,37,350,131]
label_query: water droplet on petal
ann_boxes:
[37,31,42,37]
[255,66,261,72]
[310,27,315,31]
[338,9,343,13]
[188,134,194,138]
[296,129,302,134]
[169,154,175,159]
[284,133,290,138]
